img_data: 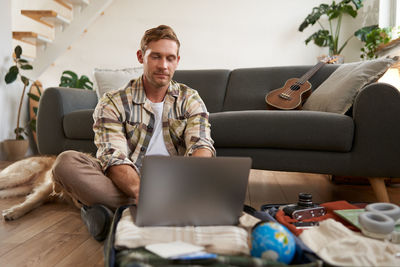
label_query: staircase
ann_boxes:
[12,0,113,80]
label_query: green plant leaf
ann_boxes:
[327,5,341,20]
[299,4,329,32]
[14,46,22,59]
[5,67,18,84]
[356,25,393,59]
[79,75,90,82]
[60,76,72,83]
[21,75,29,85]
[82,81,94,90]
[9,65,19,74]
[18,59,29,64]
[20,64,33,70]
[78,75,94,90]
[59,70,78,87]
[62,70,78,80]
[351,0,364,9]
[340,4,357,18]
[14,127,26,139]
[354,25,379,42]
[305,29,331,47]
[27,92,40,102]
[59,71,94,89]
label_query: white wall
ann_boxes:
[0,0,30,159]
[38,0,379,88]
[1,0,36,160]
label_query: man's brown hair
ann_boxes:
[140,25,180,55]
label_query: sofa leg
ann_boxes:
[368,177,390,202]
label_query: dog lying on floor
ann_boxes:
[0,156,80,220]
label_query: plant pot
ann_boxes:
[317,54,344,64]
[3,139,29,161]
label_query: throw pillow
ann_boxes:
[302,57,398,114]
[93,67,143,98]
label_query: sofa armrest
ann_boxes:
[352,82,400,176]
[37,87,98,155]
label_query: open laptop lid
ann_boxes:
[134,156,252,227]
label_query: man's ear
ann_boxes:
[177,55,180,65]
[137,50,144,64]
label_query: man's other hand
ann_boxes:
[192,148,213,157]
[106,165,140,201]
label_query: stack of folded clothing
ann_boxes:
[114,208,256,256]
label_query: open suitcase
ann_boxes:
[104,204,323,267]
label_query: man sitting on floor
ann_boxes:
[52,25,216,241]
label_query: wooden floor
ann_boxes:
[0,161,399,266]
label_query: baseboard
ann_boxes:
[331,175,400,186]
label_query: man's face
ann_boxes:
[137,39,180,89]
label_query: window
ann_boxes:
[379,0,398,28]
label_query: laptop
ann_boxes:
[133,155,252,227]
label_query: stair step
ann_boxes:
[53,0,89,12]
[53,0,73,11]
[12,32,52,46]
[21,10,71,28]
[63,0,89,6]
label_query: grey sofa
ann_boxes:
[37,65,400,202]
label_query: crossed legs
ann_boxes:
[52,150,135,211]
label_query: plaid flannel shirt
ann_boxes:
[93,76,216,174]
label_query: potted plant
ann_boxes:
[355,25,393,60]
[59,70,93,90]
[299,0,365,60]
[3,45,39,160]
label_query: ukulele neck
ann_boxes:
[298,61,326,84]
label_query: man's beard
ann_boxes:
[149,72,171,88]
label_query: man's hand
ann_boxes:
[106,165,140,200]
[192,148,213,157]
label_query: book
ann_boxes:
[334,209,365,229]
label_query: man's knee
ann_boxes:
[52,150,83,184]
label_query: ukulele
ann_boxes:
[265,56,338,110]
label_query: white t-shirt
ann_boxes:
[145,101,169,156]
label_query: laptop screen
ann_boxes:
[134,156,252,227]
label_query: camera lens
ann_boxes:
[298,193,313,207]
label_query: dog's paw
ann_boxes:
[2,207,22,221]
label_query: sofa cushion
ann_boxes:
[63,109,95,140]
[210,110,354,152]
[303,57,398,114]
[93,67,143,98]
[222,65,339,111]
[173,69,231,113]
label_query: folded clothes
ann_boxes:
[276,200,361,236]
[300,218,400,266]
[114,208,253,256]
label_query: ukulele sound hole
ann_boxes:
[290,84,301,91]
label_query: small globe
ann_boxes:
[251,222,296,264]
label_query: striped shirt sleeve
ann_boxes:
[93,92,138,173]
[182,89,216,156]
